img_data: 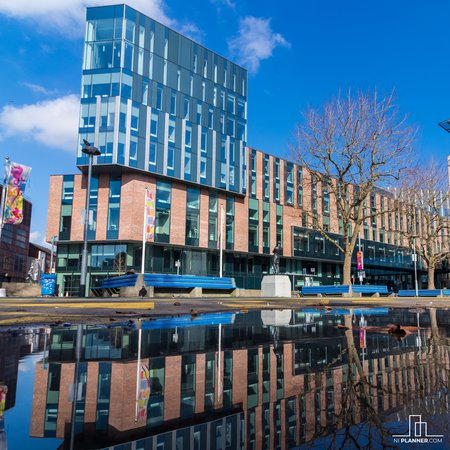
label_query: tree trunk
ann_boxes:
[428,263,436,290]
[342,252,353,285]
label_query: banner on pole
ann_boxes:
[145,190,155,240]
[356,251,364,271]
[3,161,32,225]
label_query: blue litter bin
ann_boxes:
[41,274,57,296]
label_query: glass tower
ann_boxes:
[77,4,248,194]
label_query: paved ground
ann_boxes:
[0,295,448,327]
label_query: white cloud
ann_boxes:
[228,16,290,74]
[30,231,52,248]
[0,94,79,153]
[0,0,195,39]
[20,82,58,96]
[211,0,236,9]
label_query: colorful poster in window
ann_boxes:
[2,161,32,225]
[145,190,155,240]
[137,364,150,419]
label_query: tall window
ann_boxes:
[209,192,218,248]
[250,149,257,197]
[59,175,74,240]
[297,167,303,207]
[248,198,259,253]
[263,202,270,253]
[276,204,283,247]
[186,188,200,246]
[226,196,234,250]
[155,181,171,243]
[107,176,121,240]
[273,158,280,202]
[285,162,294,205]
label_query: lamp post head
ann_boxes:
[438,119,450,133]
[81,139,100,157]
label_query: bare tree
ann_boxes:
[397,160,450,289]
[293,90,415,284]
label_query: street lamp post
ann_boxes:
[412,237,419,297]
[49,235,57,273]
[79,140,100,297]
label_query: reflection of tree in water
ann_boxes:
[302,309,449,449]
[113,251,127,274]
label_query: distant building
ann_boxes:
[0,184,32,283]
[27,243,51,282]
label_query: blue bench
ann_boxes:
[91,274,138,297]
[301,285,351,296]
[301,284,389,297]
[91,273,235,297]
[352,285,389,295]
[144,274,235,290]
[397,289,441,297]
[442,290,450,296]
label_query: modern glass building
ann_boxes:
[77,4,247,194]
[47,4,434,295]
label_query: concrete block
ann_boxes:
[261,275,292,298]
[190,287,202,297]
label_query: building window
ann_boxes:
[170,90,176,115]
[297,167,303,206]
[181,355,196,419]
[285,162,294,206]
[96,362,112,431]
[276,204,283,247]
[226,196,234,250]
[250,149,257,197]
[156,84,163,110]
[155,181,171,243]
[186,188,200,246]
[274,158,280,203]
[263,202,270,253]
[184,95,190,119]
[59,175,74,240]
[209,192,218,248]
[107,175,121,240]
[168,116,176,143]
[148,358,165,429]
[248,198,259,253]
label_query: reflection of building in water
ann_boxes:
[29,310,448,449]
[0,329,46,411]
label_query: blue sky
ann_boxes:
[1,0,450,245]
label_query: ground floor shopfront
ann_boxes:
[55,240,427,296]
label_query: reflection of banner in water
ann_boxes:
[137,364,150,419]
[0,385,6,419]
[3,161,32,225]
[0,384,7,448]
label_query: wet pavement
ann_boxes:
[1,306,449,449]
[1,295,450,327]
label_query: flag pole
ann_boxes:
[0,156,11,242]
[141,187,148,275]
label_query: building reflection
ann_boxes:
[28,309,449,449]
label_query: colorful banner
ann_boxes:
[137,364,150,419]
[0,385,6,418]
[145,190,155,240]
[3,161,32,225]
[356,251,364,271]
